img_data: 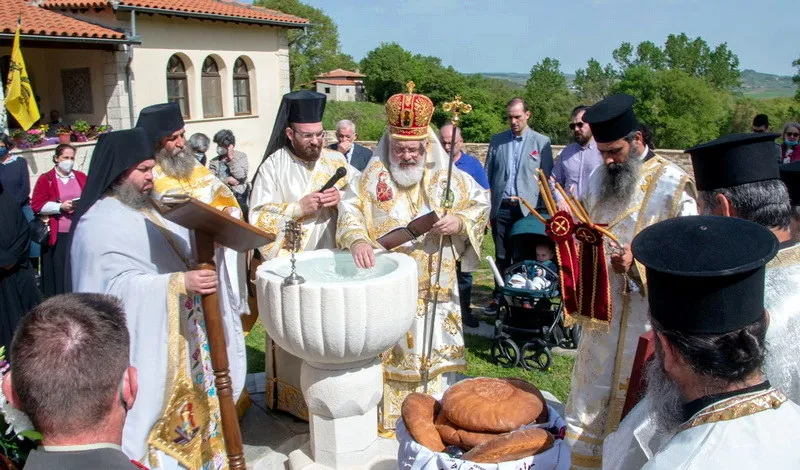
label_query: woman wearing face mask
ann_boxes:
[30,144,87,296]
[187,132,210,166]
[781,122,800,163]
[210,129,250,219]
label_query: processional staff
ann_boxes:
[420,94,472,393]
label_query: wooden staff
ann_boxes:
[509,196,547,224]
[195,233,246,470]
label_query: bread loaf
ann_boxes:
[461,428,554,463]
[401,392,446,452]
[442,378,544,433]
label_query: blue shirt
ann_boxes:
[551,139,603,201]
[503,132,525,198]
[454,152,489,189]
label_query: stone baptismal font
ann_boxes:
[256,248,418,469]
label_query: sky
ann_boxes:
[248,0,796,77]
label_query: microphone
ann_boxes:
[319,167,347,192]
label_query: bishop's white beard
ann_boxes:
[390,160,425,188]
[643,350,685,435]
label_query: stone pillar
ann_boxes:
[278,29,291,95]
[103,49,134,131]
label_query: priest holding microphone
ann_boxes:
[249,90,352,420]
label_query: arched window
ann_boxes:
[166,55,190,118]
[233,57,251,116]
[201,56,223,118]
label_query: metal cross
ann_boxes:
[441,95,472,126]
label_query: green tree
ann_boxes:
[793,57,800,102]
[524,58,577,144]
[359,43,419,102]
[611,34,740,90]
[255,0,356,88]
[614,68,730,148]
[727,97,800,133]
[574,58,617,103]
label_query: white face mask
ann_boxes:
[57,160,74,173]
[217,146,228,156]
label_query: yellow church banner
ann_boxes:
[5,23,40,131]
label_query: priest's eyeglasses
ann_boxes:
[291,129,325,140]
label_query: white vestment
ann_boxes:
[249,147,351,419]
[151,161,248,404]
[71,196,227,469]
[336,129,490,429]
[603,241,800,470]
[565,156,697,469]
[642,388,800,469]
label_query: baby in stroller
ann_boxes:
[508,241,559,308]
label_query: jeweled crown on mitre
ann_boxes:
[385,81,434,140]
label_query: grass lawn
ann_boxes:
[245,235,576,402]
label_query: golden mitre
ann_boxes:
[385,81,434,140]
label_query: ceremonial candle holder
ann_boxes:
[283,220,306,286]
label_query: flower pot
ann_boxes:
[58,133,71,144]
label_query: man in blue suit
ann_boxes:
[328,119,373,172]
[484,97,554,313]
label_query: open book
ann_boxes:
[377,211,440,250]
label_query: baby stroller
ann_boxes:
[489,213,582,371]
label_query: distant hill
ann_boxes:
[480,69,796,99]
[738,69,795,98]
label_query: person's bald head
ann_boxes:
[439,123,463,158]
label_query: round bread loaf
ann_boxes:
[401,392,446,452]
[502,378,549,423]
[442,378,544,433]
[461,428,554,463]
[435,413,499,450]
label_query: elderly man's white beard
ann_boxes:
[390,159,425,188]
[597,146,642,209]
[156,146,195,180]
[643,350,685,436]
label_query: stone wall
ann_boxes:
[355,141,694,175]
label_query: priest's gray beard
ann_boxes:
[597,147,642,209]
[156,146,195,180]
[389,158,425,188]
[110,180,151,210]
[643,350,685,435]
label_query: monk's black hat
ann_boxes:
[583,94,639,143]
[261,90,327,163]
[632,215,777,335]
[686,133,781,191]
[135,102,185,150]
[779,161,800,206]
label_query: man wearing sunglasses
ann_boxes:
[551,105,603,213]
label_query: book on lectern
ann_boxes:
[377,211,440,250]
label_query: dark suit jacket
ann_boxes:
[327,142,373,172]
[484,128,554,218]
[24,447,141,469]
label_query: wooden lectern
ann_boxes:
[620,330,656,422]
[157,195,274,470]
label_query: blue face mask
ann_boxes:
[785,139,798,147]
[0,147,8,158]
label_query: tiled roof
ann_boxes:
[318,69,366,78]
[42,0,309,26]
[316,78,358,86]
[1,0,126,40]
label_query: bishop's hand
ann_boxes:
[351,242,375,269]
[431,214,463,236]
